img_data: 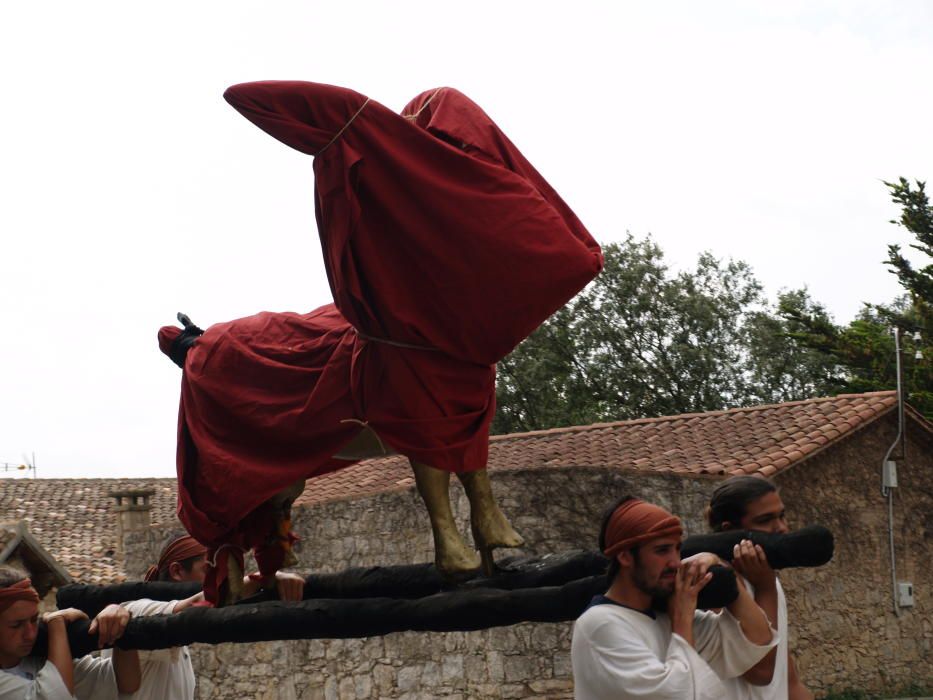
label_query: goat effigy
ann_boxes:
[157,81,603,606]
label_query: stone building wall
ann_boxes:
[187,468,717,699]
[775,418,933,696]
[122,522,184,580]
[120,412,931,698]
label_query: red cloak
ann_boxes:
[160,305,497,551]
[223,82,602,365]
[162,82,602,597]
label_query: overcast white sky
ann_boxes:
[2,1,932,479]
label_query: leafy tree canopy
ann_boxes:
[495,178,933,433]
[493,235,838,434]
[779,178,933,418]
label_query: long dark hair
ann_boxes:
[707,476,777,532]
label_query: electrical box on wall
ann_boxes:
[883,460,898,488]
[898,582,914,607]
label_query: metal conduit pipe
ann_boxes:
[881,327,903,617]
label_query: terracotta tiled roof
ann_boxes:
[0,479,177,584]
[295,391,904,507]
[0,521,74,591]
[0,391,915,581]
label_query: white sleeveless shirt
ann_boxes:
[722,576,789,700]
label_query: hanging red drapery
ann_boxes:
[161,82,602,602]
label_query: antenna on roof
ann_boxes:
[1,453,36,478]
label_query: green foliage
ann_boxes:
[744,288,848,404]
[493,235,839,434]
[494,177,933,433]
[886,178,933,315]
[779,178,933,419]
[822,685,933,700]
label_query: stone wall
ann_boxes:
[775,418,933,695]
[188,468,717,699]
[120,412,932,698]
[192,625,576,700]
[122,522,183,580]
[292,467,715,575]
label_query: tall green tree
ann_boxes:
[493,235,838,434]
[743,288,848,405]
[779,178,933,418]
[885,178,933,333]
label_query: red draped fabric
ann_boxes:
[162,82,602,600]
[223,81,602,365]
[162,305,496,549]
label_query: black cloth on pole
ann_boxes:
[57,526,832,618]
[57,581,203,618]
[38,565,737,657]
[680,525,834,569]
[57,551,609,615]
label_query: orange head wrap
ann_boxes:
[144,535,208,582]
[602,499,684,559]
[0,578,41,614]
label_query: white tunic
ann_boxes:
[102,599,196,700]
[571,602,777,700]
[722,578,789,700]
[0,655,117,700]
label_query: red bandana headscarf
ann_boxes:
[144,536,208,582]
[0,578,40,614]
[603,500,684,558]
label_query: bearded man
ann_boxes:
[570,497,777,700]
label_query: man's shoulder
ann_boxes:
[74,653,113,673]
[573,604,673,662]
[739,574,785,596]
[576,601,661,633]
[18,656,46,674]
[0,656,45,681]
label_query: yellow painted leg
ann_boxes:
[224,552,245,606]
[410,460,481,577]
[457,469,525,576]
